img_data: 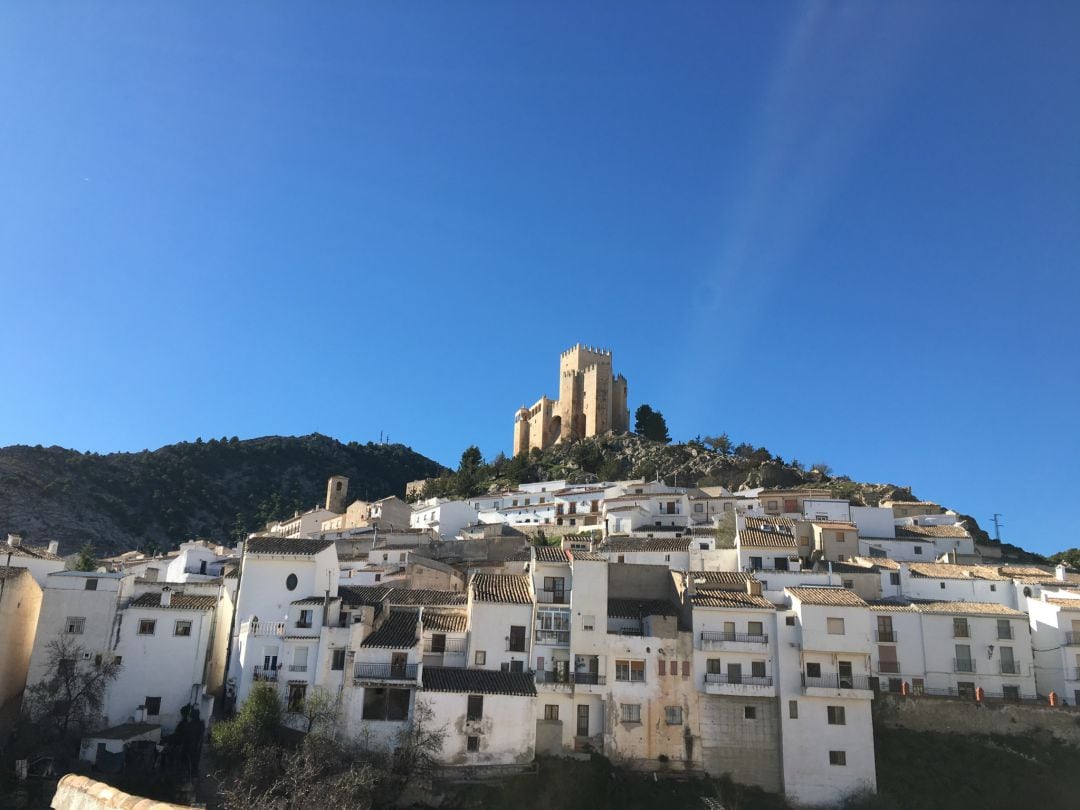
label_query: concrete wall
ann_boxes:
[426,691,536,766]
[51,774,187,810]
[874,693,1080,744]
[699,695,781,791]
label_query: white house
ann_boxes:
[410,499,479,540]
[735,517,800,573]
[1,534,66,587]
[1028,592,1080,703]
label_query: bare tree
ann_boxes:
[23,637,121,741]
[392,698,447,777]
[299,686,339,734]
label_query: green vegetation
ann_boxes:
[633,404,671,444]
[72,543,97,571]
[0,434,445,556]
[1049,547,1080,569]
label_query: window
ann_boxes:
[889,573,900,585]
[665,554,671,562]
[789,700,798,719]
[953,618,969,638]
[174,620,192,637]
[286,573,298,591]
[287,684,306,713]
[84,579,98,591]
[699,543,709,550]
[331,649,346,670]
[508,625,527,652]
[767,500,778,510]
[509,660,524,673]
[474,651,486,666]
[113,656,122,667]
[137,619,156,635]
[615,659,645,682]
[1002,685,1020,701]
[751,660,766,678]
[467,695,484,721]
[997,619,1013,640]
[430,633,446,653]
[665,706,683,725]
[990,583,997,592]
[297,609,313,628]
[362,687,411,721]
[694,503,703,513]
[786,615,796,626]
[582,615,595,631]
[829,751,847,766]
[912,678,925,696]
[621,704,641,723]
[914,546,923,555]
[65,617,85,635]
[618,555,625,563]
[806,662,822,678]
[827,706,846,725]
[843,579,854,589]
[144,697,161,716]
[749,556,763,569]
[544,704,559,721]
[836,532,846,543]
[748,620,764,637]
[466,736,480,752]
[744,706,757,720]
[827,618,845,635]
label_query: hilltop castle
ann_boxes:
[513,344,629,456]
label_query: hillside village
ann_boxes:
[3,347,1079,808]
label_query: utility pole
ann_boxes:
[991,513,1004,542]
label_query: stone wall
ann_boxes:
[875,694,1080,745]
[51,774,189,810]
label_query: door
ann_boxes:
[577,704,590,737]
[509,625,526,652]
[877,616,894,642]
[723,621,736,640]
[1000,646,1015,674]
[838,660,853,688]
[391,652,408,677]
[727,662,742,684]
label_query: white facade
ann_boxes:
[410,499,479,540]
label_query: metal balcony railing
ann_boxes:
[572,672,606,686]
[352,663,418,681]
[538,589,570,605]
[253,666,279,682]
[295,621,313,629]
[423,638,467,654]
[953,658,977,673]
[998,661,1022,675]
[875,631,898,643]
[802,673,872,691]
[288,664,308,672]
[704,673,773,687]
[997,628,1014,640]
[535,630,571,646]
[533,670,607,686]
[700,631,769,645]
[1065,632,1080,646]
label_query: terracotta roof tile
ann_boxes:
[422,666,536,696]
[607,598,679,619]
[532,546,572,563]
[471,573,533,604]
[1044,598,1080,611]
[569,551,607,562]
[129,592,217,611]
[0,565,30,580]
[692,591,774,609]
[601,538,692,553]
[1,543,63,561]
[811,521,858,530]
[689,571,755,588]
[384,588,467,607]
[908,563,1005,581]
[422,612,468,633]
[245,537,335,556]
[896,524,970,539]
[915,601,1025,617]
[361,610,419,648]
[787,586,867,607]
[744,516,796,529]
[738,528,798,549]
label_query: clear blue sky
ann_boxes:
[1,4,1078,554]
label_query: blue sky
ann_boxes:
[1,3,1078,554]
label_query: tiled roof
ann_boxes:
[607,598,679,619]
[787,586,867,607]
[290,596,340,605]
[245,537,335,556]
[533,546,572,563]
[422,666,536,697]
[384,588,468,607]
[860,557,901,570]
[1045,598,1080,611]
[601,538,692,553]
[998,565,1060,579]
[916,601,1026,618]
[561,533,598,543]
[338,585,393,606]
[895,524,970,539]
[361,610,419,648]
[1,543,63,561]
[908,563,1005,581]
[867,599,921,613]
[692,591,774,609]
[815,561,878,575]
[0,565,30,580]
[738,528,798,549]
[570,551,607,562]
[423,612,468,633]
[471,573,533,604]
[128,592,218,611]
[811,521,858,530]
[744,516,796,529]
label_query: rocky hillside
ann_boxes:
[0,434,445,557]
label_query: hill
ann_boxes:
[0,434,445,557]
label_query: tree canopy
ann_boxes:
[633,404,671,444]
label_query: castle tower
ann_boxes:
[513,345,628,454]
[325,475,349,514]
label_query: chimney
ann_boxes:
[47,541,59,555]
[160,586,172,607]
[746,578,763,597]
[1056,564,1068,582]
[7,534,22,547]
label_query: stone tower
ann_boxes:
[513,344,629,455]
[325,475,349,514]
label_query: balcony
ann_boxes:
[997,628,1014,640]
[801,673,873,697]
[533,670,607,689]
[700,631,769,651]
[954,658,977,673]
[704,673,775,696]
[998,661,1022,675]
[877,661,901,674]
[875,631,898,643]
[1065,632,1080,646]
[423,638,467,654]
[538,589,570,605]
[253,666,279,682]
[535,630,571,647]
[242,620,286,638]
[288,664,308,673]
[352,663,418,684]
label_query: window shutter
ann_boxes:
[658,660,666,676]
[681,661,690,678]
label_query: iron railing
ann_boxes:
[423,638,467,654]
[253,666,278,682]
[704,673,773,687]
[538,590,570,605]
[700,631,769,645]
[352,663,418,681]
[875,631,898,643]
[288,664,308,672]
[953,659,977,673]
[802,673,872,691]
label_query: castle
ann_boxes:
[513,344,629,455]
